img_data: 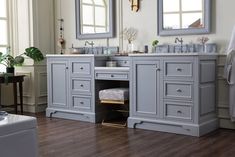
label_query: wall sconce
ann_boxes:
[129,0,139,12]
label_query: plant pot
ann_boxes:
[6,67,15,74]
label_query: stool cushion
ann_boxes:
[99,88,129,101]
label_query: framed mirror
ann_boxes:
[158,0,211,36]
[75,0,115,39]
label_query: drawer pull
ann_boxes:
[80,67,84,70]
[156,68,161,71]
[176,89,182,92]
[176,68,182,71]
[80,84,84,87]
[111,74,114,77]
[177,110,182,114]
[80,102,84,105]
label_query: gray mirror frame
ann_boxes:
[157,0,211,36]
[75,0,115,39]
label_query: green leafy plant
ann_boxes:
[152,40,159,47]
[0,47,44,68]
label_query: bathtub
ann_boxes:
[0,113,38,157]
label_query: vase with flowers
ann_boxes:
[121,27,138,53]
[197,36,209,52]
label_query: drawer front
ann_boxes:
[164,82,193,100]
[71,95,92,111]
[164,102,193,121]
[117,60,130,67]
[164,61,193,78]
[95,72,129,81]
[71,79,91,94]
[71,62,91,76]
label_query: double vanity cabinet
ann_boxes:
[46,53,218,136]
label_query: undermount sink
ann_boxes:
[155,43,217,53]
[70,46,119,55]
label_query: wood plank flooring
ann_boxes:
[30,113,235,157]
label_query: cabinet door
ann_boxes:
[48,60,69,108]
[132,60,160,118]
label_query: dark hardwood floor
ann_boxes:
[30,113,235,157]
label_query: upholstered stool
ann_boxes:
[99,88,129,127]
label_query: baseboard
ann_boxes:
[128,117,218,137]
[46,108,96,123]
[23,103,47,113]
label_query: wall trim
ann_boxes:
[38,72,48,97]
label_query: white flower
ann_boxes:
[197,37,209,44]
[121,27,138,44]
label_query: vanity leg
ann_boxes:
[13,82,17,114]
[19,81,23,114]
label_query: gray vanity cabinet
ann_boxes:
[128,55,218,137]
[131,60,161,118]
[46,56,96,123]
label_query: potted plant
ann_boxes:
[0,47,44,74]
[152,39,159,53]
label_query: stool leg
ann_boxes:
[19,82,23,114]
[13,83,17,114]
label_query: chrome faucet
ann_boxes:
[175,37,183,45]
[85,41,94,47]
[175,37,184,53]
[85,41,95,54]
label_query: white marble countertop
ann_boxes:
[46,53,224,58]
[46,54,95,57]
[46,54,113,57]
[129,52,219,57]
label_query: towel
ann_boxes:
[224,25,235,121]
[224,26,235,79]
[228,56,235,121]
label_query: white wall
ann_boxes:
[2,0,54,112]
[54,0,121,53]
[55,0,235,54]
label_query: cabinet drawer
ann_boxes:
[164,102,193,121]
[117,60,130,67]
[71,62,91,76]
[95,72,129,81]
[71,79,91,94]
[164,82,193,100]
[164,61,193,78]
[72,95,92,111]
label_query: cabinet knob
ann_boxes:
[80,67,84,70]
[177,110,182,114]
[80,102,84,105]
[176,89,182,92]
[66,67,68,70]
[111,74,114,77]
[80,84,84,87]
[176,68,182,71]
[156,68,161,71]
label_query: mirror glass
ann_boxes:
[158,0,211,36]
[76,0,114,39]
